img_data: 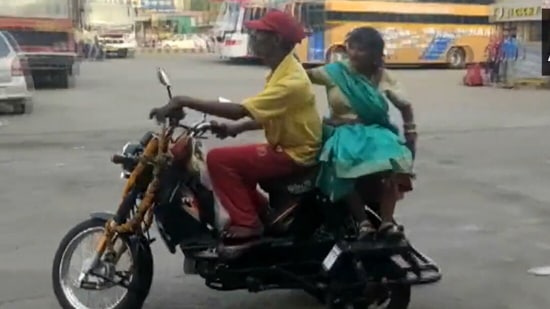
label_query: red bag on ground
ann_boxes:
[463,63,483,86]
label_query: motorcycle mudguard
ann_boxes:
[89,212,115,222]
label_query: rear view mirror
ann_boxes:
[157,68,171,87]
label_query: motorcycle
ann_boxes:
[51,68,441,309]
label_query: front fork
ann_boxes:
[79,178,157,286]
[80,127,167,285]
[78,222,128,287]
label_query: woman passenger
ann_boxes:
[306,27,416,240]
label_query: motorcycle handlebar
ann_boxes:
[186,121,237,138]
[156,109,229,138]
[189,121,213,136]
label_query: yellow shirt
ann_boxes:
[243,53,322,166]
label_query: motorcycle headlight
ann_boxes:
[119,142,143,178]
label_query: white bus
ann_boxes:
[83,0,137,58]
[215,0,277,60]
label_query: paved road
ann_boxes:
[1,55,550,309]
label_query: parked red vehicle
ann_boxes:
[0,1,78,89]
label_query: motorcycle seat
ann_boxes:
[259,166,318,234]
[259,166,318,196]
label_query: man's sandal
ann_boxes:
[358,220,377,240]
[378,222,405,241]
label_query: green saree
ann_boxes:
[316,61,413,201]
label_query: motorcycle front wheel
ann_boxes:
[52,218,154,309]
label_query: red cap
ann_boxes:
[244,10,306,44]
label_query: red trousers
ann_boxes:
[206,144,299,229]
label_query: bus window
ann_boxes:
[299,2,325,32]
[250,7,256,20]
[244,6,265,22]
[307,3,325,31]
[243,7,253,22]
[326,11,488,25]
[253,7,262,20]
[260,7,268,18]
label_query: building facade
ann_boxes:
[490,0,541,42]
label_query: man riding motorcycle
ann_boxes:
[149,10,322,252]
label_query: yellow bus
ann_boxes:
[284,0,494,68]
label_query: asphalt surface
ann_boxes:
[1,55,549,309]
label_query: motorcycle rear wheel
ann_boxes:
[52,218,154,309]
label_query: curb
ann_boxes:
[513,78,550,90]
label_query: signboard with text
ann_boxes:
[491,4,541,22]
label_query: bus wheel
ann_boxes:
[327,47,347,63]
[447,47,466,69]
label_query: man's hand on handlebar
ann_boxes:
[149,100,185,124]
[210,121,240,139]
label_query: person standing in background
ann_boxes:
[73,29,83,59]
[500,29,522,88]
[94,35,105,61]
[84,30,96,60]
[485,35,501,84]
[494,34,504,84]
[93,35,101,60]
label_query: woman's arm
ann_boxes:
[306,67,330,86]
[385,90,414,125]
[385,90,417,158]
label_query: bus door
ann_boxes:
[214,2,239,42]
[302,1,325,63]
[290,2,308,61]
[219,2,247,58]
[235,3,246,34]
[243,5,267,56]
[290,1,325,63]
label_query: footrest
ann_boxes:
[388,248,442,285]
[346,239,410,257]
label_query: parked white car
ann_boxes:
[160,34,207,51]
[0,31,33,114]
